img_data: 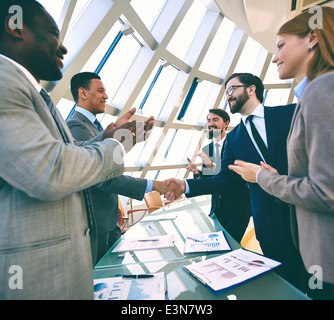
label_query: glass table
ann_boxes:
[94,196,309,300]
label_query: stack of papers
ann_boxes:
[112,235,175,253]
[184,231,231,254]
[94,272,166,300]
[184,248,281,294]
[141,213,178,222]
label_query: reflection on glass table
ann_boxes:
[94,196,309,300]
[95,196,239,269]
[94,255,308,300]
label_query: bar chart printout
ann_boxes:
[184,249,281,293]
[184,231,231,254]
[93,272,166,300]
[127,280,150,300]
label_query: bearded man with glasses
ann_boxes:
[166,73,308,293]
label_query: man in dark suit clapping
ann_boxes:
[186,108,251,242]
[166,73,307,291]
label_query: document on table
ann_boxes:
[184,231,231,254]
[112,235,175,252]
[94,272,166,300]
[184,248,281,294]
[141,213,178,222]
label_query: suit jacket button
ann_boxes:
[85,228,90,236]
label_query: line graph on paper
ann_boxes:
[184,231,231,253]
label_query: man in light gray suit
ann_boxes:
[67,72,168,263]
[0,0,152,299]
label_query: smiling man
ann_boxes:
[66,72,178,264]
[67,72,141,264]
[0,0,147,299]
[186,108,251,242]
[166,73,308,291]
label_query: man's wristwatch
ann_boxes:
[207,161,216,169]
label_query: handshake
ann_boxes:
[152,179,186,202]
[101,107,186,202]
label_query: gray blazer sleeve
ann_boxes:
[258,72,334,213]
[0,64,124,202]
[67,112,147,200]
[96,175,147,200]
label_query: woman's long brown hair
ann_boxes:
[278,7,334,80]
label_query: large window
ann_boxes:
[166,0,206,61]
[130,0,167,30]
[133,62,179,118]
[233,37,262,75]
[264,89,294,106]
[41,0,296,207]
[81,21,122,73]
[37,0,65,26]
[178,79,221,124]
[199,17,235,76]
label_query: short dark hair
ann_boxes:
[207,108,230,123]
[70,72,101,103]
[0,0,45,40]
[224,73,264,103]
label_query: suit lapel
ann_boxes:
[235,121,264,164]
[73,111,100,135]
[264,107,278,163]
[287,101,301,142]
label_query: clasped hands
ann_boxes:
[103,107,154,152]
[228,160,279,183]
[153,160,280,202]
[153,179,186,202]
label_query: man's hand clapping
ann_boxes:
[102,108,154,152]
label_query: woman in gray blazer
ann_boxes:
[229,7,334,299]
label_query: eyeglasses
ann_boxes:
[224,85,247,98]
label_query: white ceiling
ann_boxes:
[214,0,334,53]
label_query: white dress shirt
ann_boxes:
[74,107,153,193]
[241,104,268,163]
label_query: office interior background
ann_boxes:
[40,0,334,216]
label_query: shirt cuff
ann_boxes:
[145,179,153,193]
[256,168,263,183]
[184,180,190,194]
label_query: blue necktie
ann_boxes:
[94,118,104,132]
